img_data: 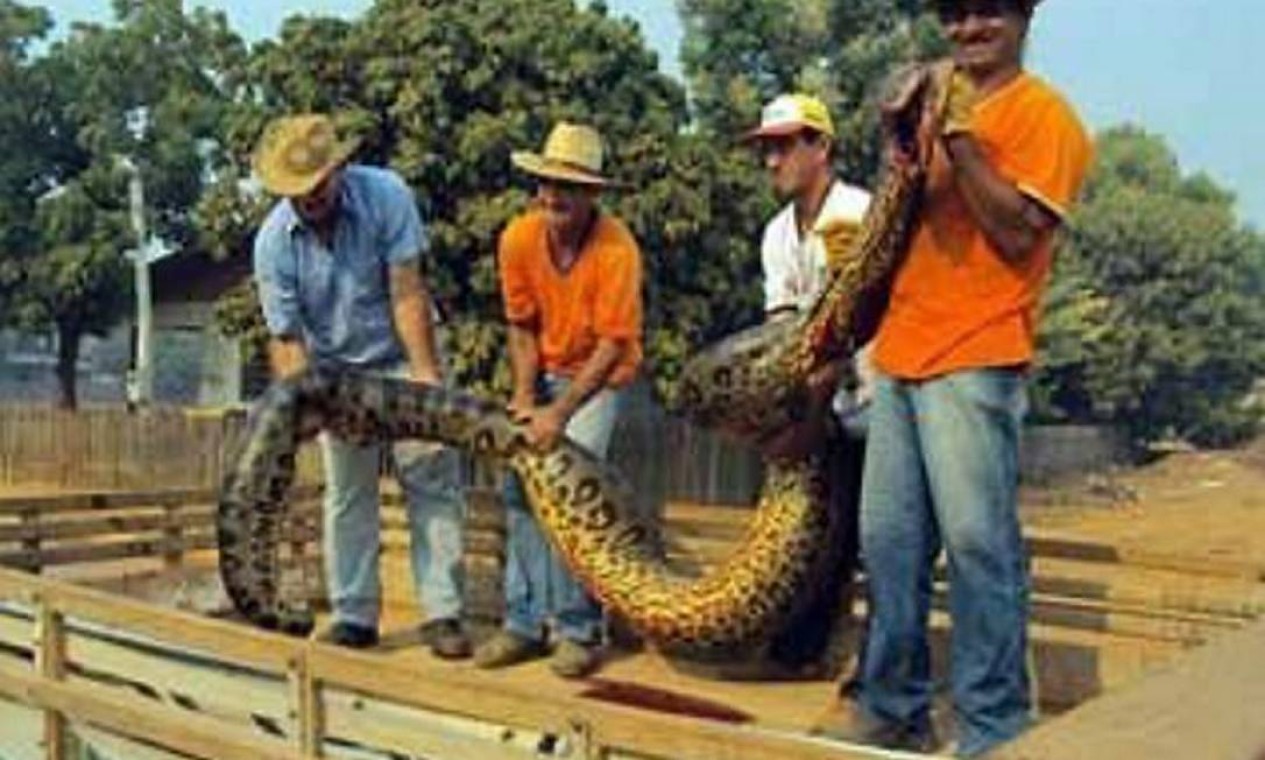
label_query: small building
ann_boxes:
[143,249,255,407]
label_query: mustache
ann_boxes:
[956,27,999,44]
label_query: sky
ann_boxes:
[37,0,1262,228]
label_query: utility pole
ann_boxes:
[123,160,154,407]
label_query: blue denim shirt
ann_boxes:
[253,165,428,368]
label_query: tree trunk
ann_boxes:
[55,321,80,410]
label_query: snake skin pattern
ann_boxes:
[218,63,952,649]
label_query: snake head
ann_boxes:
[878,59,955,170]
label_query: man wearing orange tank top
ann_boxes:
[815,1,1092,755]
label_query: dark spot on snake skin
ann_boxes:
[575,478,601,504]
[583,507,616,531]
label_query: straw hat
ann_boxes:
[511,122,612,187]
[253,114,361,197]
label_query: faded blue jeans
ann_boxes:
[321,366,465,629]
[502,376,623,645]
[856,368,1031,757]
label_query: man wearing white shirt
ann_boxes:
[744,93,872,672]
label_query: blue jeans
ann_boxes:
[502,376,623,645]
[856,368,1031,757]
[321,368,465,628]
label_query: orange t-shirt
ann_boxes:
[873,72,1093,380]
[498,209,643,386]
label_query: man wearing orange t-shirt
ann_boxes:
[472,123,642,680]
[816,0,1092,756]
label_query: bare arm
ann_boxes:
[943,133,1059,264]
[389,262,442,385]
[506,321,541,412]
[547,338,624,422]
[525,336,625,452]
[267,337,309,379]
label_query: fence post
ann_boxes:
[21,507,41,574]
[288,652,322,756]
[33,592,67,759]
[162,498,183,569]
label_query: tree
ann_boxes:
[4,0,246,408]
[679,0,946,184]
[208,0,773,402]
[23,178,132,405]
[1033,127,1265,447]
[0,0,60,316]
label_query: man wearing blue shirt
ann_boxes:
[252,114,470,659]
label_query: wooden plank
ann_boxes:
[0,485,324,516]
[71,723,192,760]
[0,667,310,760]
[996,618,1265,759]
[1026,533,1265,582]
[64,625,291,729]
[0,605,32,652]
[0,696,45,760]
[34,597,67,759]
[305,647,881,760]
[0,489,213,516]
[0,509,215,543]
[0,567,295,673]
[322,687,539,760]
[0,532,219,568]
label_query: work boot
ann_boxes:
[811,696,939,753]
[315,622,379,650]
[473,630,548,669]
[419,618,472,660]
[550,639,602,679]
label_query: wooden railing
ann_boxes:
[0,399,756,507]
[0,487,321,574]
[0,566,882,760]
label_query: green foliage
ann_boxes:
[678,0,945,184]
[0,0,246,407]
[0,0,57,313]
[1033,127,1265,447]
[207,0,773,401]
[23,179,131,331]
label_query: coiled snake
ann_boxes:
[218,63,951,650]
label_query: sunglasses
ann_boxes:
[756,130,827,159]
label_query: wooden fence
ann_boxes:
[0,398,763,508]
[0,406,258,491]
[0,485,508,627]
[0,564,888,760]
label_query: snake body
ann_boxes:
[218,63,951,649]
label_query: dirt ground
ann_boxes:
[1020,435,1265,572]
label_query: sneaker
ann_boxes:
[810,696,938,753]
[473,630,548,669]
[550,639,602,679]
[419,618,472,660]
[315,622,379,649]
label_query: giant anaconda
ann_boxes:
[218,62,952,650]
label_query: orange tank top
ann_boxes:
[873,72,1093,380]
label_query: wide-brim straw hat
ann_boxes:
[511,122,613,187]
[253,114,361,197]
